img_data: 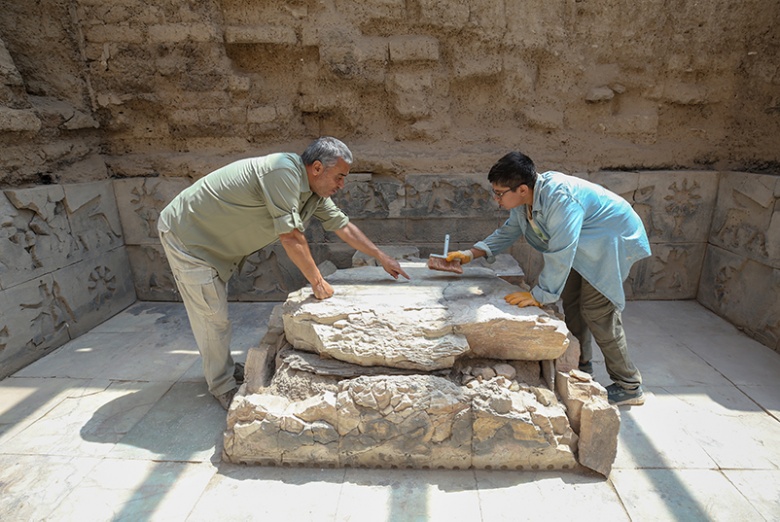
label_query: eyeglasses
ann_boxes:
[492,187,516,200]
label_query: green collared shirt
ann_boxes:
[159,153,349,281]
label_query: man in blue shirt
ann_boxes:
[448,151,651,406]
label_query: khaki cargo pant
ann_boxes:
[158,229,237,397]
[561,270,642,390]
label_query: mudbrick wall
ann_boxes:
[0,0,778,376]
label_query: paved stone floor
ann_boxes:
[1,300,779,521]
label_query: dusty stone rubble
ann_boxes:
[224,262,620,475]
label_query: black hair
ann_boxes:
[487,151,537,188]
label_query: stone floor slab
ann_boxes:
[52,458,216,521]
[0,376,91,441]
[663,385,780,469]
[186,464,345,521]
[0,380,170,458]
[107,381,227,463]
[14,329,199,382]
[0,454,100,521]
[611,469,764,521]
[613,388,718,470]
[721,469,780,521]
[737,384,780,422]
[1,299,780,521]
[474,470,630,521]
[337,468,481,522]
[626,301,780,386]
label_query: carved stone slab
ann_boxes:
[224,374,579,470]
[282,264,570,370]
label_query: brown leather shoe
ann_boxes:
[214,386,238,410]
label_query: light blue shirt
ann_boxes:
[475,171,651,310]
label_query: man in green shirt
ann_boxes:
[158,137,409,409]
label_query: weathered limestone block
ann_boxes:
[470,380,578,470]
[225,373,579,470]
[282,264,570,370]
[555,370,608,433]
[113,177,191,245]
[339,375,472,469]
[224,266,618,473]
[578,397,621,477]
[0,186,76,289]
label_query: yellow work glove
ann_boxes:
[505,291,541,308]
[446,250,473,264]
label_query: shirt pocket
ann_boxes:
[174,267,225,316]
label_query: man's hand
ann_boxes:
[312,279,334,300]
[505,291,541,308]
[446,250,473,264]
[379,254,410,280]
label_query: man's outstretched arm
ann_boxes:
[279,228,334,299]
[334,223,410,280]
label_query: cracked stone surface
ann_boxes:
[225,263,618,475]
[282,263,570,370]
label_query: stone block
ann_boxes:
[418,0,469,27]
[53,248,137,338]
[0,107,41,133]
[388,36,439,62]
[224,25,297,45]
[228,245,308,302]
[0,274,70,379]
[148,23,219,43]
[83,24,144,44]
[387,72,434,119]
[697,245,780,350]
[555,370,607,434]
[331,175,404,219]
[282,265,570,370]
[627,243,706,300]
[402,174,495,218]
[113,177,192,245]
[125,244,177,301]
[578,396,621,477]
[62,181,124,259]
[591,171,718,244]
[348,217,408,244]
[334,0,405,20]
[709,171,778,266]
[1,186,77,289]
[224,266,615,472]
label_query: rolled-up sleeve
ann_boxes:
[314,197,350,231]
[258,167,306,236]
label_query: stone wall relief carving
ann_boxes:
[21,278,76,347]
[650,247,690,293]
[714,190,769,258]
[70,194,123,254]
[130,180,167,239]
[664,178,702,238]
[87,265,117,307]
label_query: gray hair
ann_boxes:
[301,136,353,168]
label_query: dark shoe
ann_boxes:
[214,386,238,411]
[233,362,245,384]
[607,383,645,406]
[578,361,593,375]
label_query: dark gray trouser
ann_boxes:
[159,229,236,397]
[560,270,642,390]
